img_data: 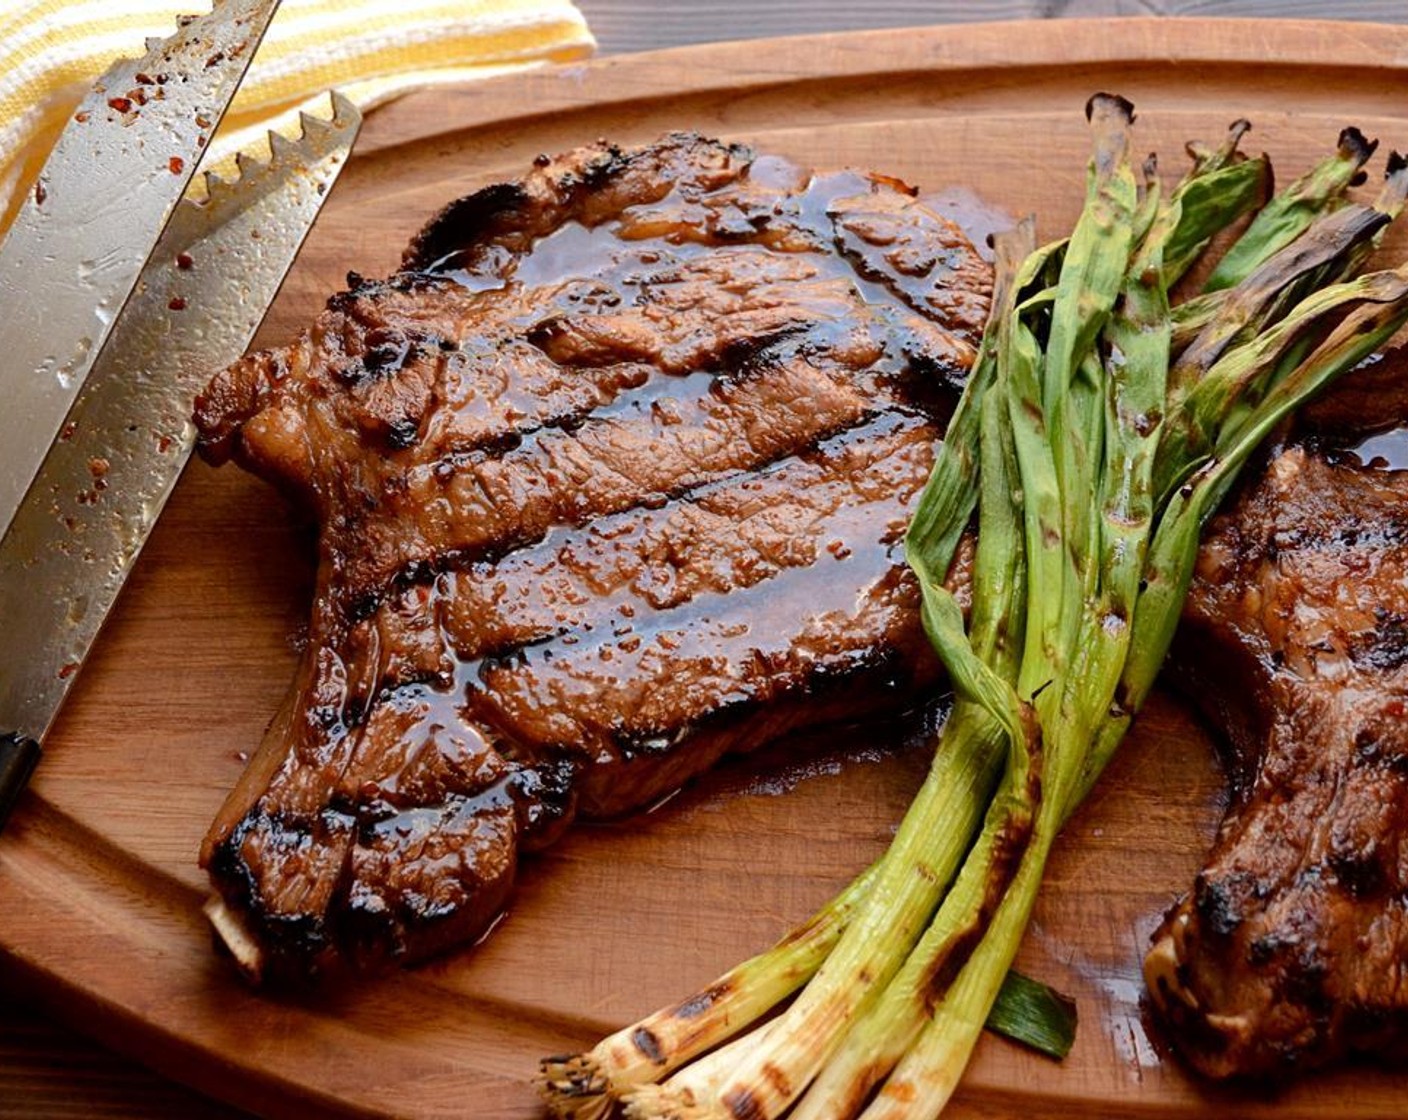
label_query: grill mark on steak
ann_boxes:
[1147,360,1408,1078]
[466,555,921,765]
[342,408,935,689]
[195,133,991,978]
[348,353,874,593]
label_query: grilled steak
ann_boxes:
[194,133,991,979]
[1146,353,1408,1078]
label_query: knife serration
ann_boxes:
[0,93,362,750]
[0,0,282,544]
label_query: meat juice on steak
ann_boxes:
[1147,349,1408,1078]
[193,134,991,979]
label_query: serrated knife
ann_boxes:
[0,4,363,828]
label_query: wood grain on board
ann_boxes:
[6,13,1408,1120]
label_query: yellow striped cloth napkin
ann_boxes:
[0,0,596,232]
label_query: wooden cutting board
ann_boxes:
[4,17,1408,1119]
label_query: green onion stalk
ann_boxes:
[540,98,1408,1120]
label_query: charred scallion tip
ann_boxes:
[1172,137,1408,356]
[1086,91,1136,125]
[1184,117,1251,177]
[1202,125,1378,292]
[1371,151,1408,225]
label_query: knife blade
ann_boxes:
[0,93,363,830]
[0,0,282,545]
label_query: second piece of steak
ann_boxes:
[1146,375,1408,1077]
[195,133,991,979]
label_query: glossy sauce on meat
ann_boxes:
[193,134,991,978]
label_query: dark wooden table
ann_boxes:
[5,1,1408,1117]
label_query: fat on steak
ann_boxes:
[1147,350,1408,1078]
[193,133,991,979]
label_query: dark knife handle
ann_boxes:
[0,732,41,832]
